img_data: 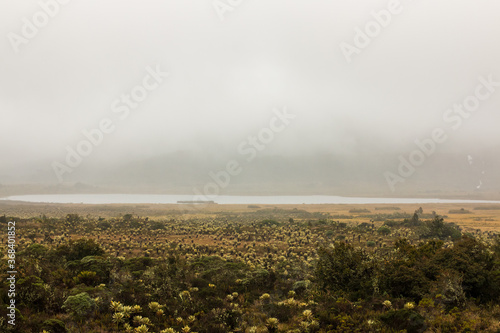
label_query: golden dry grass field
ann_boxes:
[1,201,499,232]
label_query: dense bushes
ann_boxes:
[62,292,96,318]
[379,309,426,333]
[315,235,500,306]
[56,238,105,261]
[421,216,462,240]
[315,242,375,299]
[2,210,500,332]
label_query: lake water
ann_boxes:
[2,194,500,205]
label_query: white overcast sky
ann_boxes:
[1,0,499,175]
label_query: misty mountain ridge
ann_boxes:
[5,147,498,198]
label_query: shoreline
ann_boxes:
[3,193,500,205]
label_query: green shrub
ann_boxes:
[42,319,67,333]
[97,220,111,230]
[421,217,461,240]
[75,270,98,286]
[21,243,47,258]
[260,219,280,227]
[384,220,401,227]
[315,242,376,299]
[378,226,391,235]
[375,206,401,210]
[56,238,105,261]
[349,208,370,213]
[473,205,500,210]
[62,292,96,318]
[292,280,311,295]
[448,208,471,214]
[382,264,430,300]
[379,309,426,333]
[149,221,165,230]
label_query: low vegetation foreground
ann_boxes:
[2,205,500,332]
